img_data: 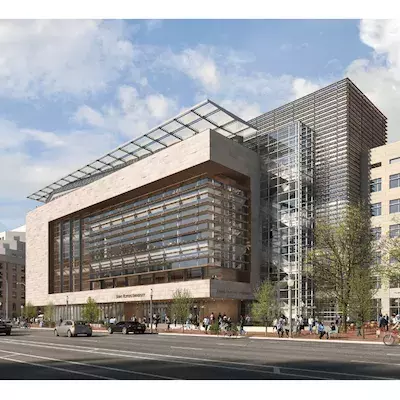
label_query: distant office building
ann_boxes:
[25,79,387,322]
[370,141,400,317]
[0,226,26,320]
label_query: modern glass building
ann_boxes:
[26,79,388,322]
[245,122,314,317]
[26,100,260,322]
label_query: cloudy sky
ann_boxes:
[0,19,399,231]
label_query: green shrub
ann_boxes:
[209,322,220,335]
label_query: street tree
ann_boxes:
[376,234,400,280]
[24,302,37,320]
[171,289,193,332]
[81,297,100,323]
[44,302,55,324]
[307,203,374,332]
[348,266,378,338]
[251,280,280,335]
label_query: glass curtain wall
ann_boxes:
[245,121,315,317]
[49,176,250,294]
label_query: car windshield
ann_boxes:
[74,321,88,326]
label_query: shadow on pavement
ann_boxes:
[0,351,399,380]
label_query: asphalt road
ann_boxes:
[0,329,399,380]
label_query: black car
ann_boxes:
[0,321,11,336]
[108,321,146,335]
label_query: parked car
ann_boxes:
[108,321,146,335]
[0,320,11,336]
[54,320,92,338]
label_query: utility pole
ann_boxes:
[150,288,153,334]
[5,264,8,321]
[288,278,294,339]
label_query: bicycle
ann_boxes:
[383,329,399,346]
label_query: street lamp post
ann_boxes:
[5,268,8,321]
[288,278,295,338]
[150,288,153,334]
[66,296,69,320]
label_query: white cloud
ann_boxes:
[291,78,321,100]
[159,45,321,118]
[74,105,105,128]
[74,85,179,139]
[346,19,400,142]
[0,20,138,98]
[145,20,163,32]
[160,46,220,91]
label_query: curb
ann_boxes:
[158,332,245,339]
[159,332,384,345]
[248,336,384,345]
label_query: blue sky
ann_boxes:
[0,19,399,231]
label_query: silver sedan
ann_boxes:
[54,320,92,337]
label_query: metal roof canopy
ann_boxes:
[28,99,257,203]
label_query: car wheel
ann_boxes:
[87,333,92,337]
[67,330,72,338]
[6,331,11,336]
[54,329,59,337]
[122,327,128,335]
[108,327,113,334]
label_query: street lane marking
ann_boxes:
[0,349,175,380]
[0,353,112,380]
[387,353,400,356]
[0,338,392,380]
[0,339,318,379]
[171,346,203,351]
[217,343,248,347]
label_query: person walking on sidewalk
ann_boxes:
[203,316,210,333]
[239,315,245,335]
[166,315,170,331]
[308,316,314,334]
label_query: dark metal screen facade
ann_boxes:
[248,78,387,221]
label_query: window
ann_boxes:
[374,252,382,266]
[390,199,400,214]
[390,157,400,164]
[371,227,382,240]
[390,174,400,189]
[371,162,382,169]
[370,178,382,192]
[390,298,400,315]
[372,276,381,289]
[389,224,400,238]
[390,278,400,289]
[371,203,382,216]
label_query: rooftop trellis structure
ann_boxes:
[28,100,257,203]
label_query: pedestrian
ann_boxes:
[239,315,245,335]
[392,313,400,330]
[210,312,214,325]
[308,316,314,334]
[318,321,326,339]
[166,315,170,331]
[384,314,390,331]
[203,316,210,333]
[173,315,177,327]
